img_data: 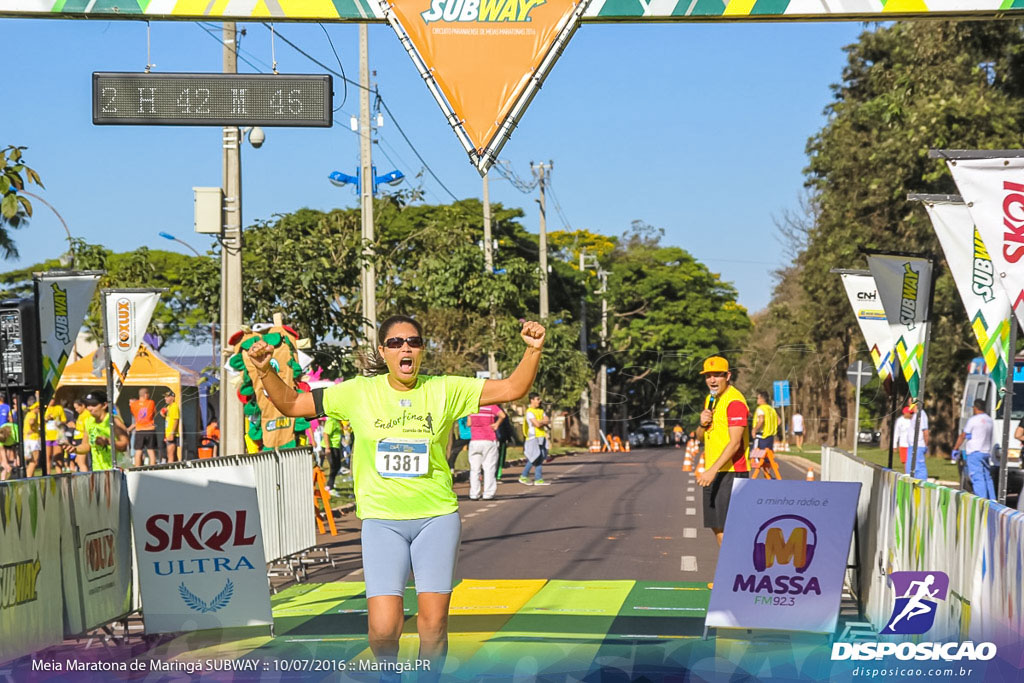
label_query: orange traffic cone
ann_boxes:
[589,440,601,452]
[682,452,693,472]
[623,439,631,452]
[806,468,815,481]
[696,454,706,475]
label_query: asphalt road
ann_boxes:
[302,445,813,590]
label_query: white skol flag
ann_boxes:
[840,272,896,382]
[947,157,1024,331]
[35,271,101,397]
[866,254,933,397]
[923,200,1012,390]
[103,290,160,401]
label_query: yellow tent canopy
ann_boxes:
[57,343,200,397]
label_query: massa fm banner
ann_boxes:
[866,253,933,397]
[2,0,1024,21]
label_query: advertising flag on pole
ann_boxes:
[866,254,933,396]
[381,0,590,173]
[922,199,1012,390]
[840,272,896,382]
[102,289,160,403]
[946,157,1024,332]
[34,271,101,400]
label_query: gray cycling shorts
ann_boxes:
[361,511,462,597]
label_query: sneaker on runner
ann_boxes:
[518,476,532,485]
[533,479,551,486]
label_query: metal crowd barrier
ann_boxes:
[133,447,316,564]
[822,446,1024,661]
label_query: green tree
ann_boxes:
[0,145,43,259]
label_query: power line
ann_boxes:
[319,24,349,111]
[196,23,268,73]
[492,160,537,193]
[266,24,459,203]
[546,176,574,232]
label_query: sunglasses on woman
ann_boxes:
[383,336,424,349]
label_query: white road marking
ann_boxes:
[683,528,697,538]
[685,495,695,502]
[685,507,696,515]
[680,556,698,571]
[466,513,478,518]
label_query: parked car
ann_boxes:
[857,429,881,445]
[630,420,666,448]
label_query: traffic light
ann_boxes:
[0,298,41,389]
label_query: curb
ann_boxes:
[776,453,821,473]
[330,450,583,515]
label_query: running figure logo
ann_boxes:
[881,571,949,635]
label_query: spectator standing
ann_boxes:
[0,422,15,480]
[672,424,684,448]
[161,392,180,463]
[695,356,750,548]
[44,398,69,473]
[23,394,43,477]
[953,399,995,499]
[204,418,220,459]
[791,410,805,451]
[71,398,91,472]
[751,391,779,452]
[906,402,929,480]
[467,403,506,500]
[447,416,472,468]
[519,393,551,486]
[495,405,515,481]
[894,406,912,466]
[129,388,159,467]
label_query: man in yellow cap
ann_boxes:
[695,356,750,547]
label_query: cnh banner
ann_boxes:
[705,480,860,634]
[923,200,1011,390]
[866,254,933,397]
[840,272,896,382]
[35,271,101,401]
[947,157,1024,333]
[126,466,272,634]
[383,0,587,172]
[102,289,160,403]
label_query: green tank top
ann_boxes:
[0,422,18,446]
[88,414,113,470]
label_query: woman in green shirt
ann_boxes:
[63,391,129,471]
[246,315,545,674]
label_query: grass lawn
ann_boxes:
[787,445,960,483]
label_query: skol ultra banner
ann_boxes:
[923,200,1012,390]
[947,157,1024,333]
[866,254,934,397]
[705,479,861,634]
[382,0,587,171]
[840,272,896,381]
[126,466,272,633]
[103,290,160,402]
[35,271,101,400]
[0,478,63,663]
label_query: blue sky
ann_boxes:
[3,17,865,313]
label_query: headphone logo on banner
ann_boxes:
[881,571,949,635]
[752,514,817,573]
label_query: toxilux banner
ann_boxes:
[946,157,1024,334]
[840,272,896,382]
[35,271,101,400]
[705,479,860,634]
[382,0,588,172]
[126,466,272,634]
[923,199,1012,390]
[866,254,934,397]
[103,289,160,403]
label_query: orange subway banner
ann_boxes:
[385,0,585,171]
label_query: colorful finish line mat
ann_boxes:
[14,580,1022,681]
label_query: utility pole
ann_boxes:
[531,161,551,319]
[359,24,377,345]
[483,173,498,378]
[220,22,244,456]
[599,268,608,438]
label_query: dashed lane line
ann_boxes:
[683,528,697,538]
[680,556,698,571]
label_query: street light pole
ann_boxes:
[221,22,244,456]
[359,24,377,345]
[159,232,217,394]
[17,190,74,265]
[483,173,498,378]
